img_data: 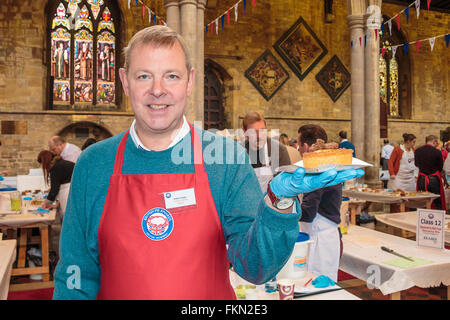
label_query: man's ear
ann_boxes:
[119,68,129,97]
[186,67,195,97]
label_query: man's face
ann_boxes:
[49,140,63,155]
[244,120,267,150]
[119,42,194,139]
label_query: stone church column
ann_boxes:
[364,0,382,187]
[195,0,207,127]
[179,0,198,124]
[346,0,366,159]
[164,0,180,33]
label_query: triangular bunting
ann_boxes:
[215,18,218,34]
[205,25,208,34]
[396,14,401,30]
[388,20,392,35]
[148,8,151,25]
[375,29,378,41]
[351,40,353,48]
[405,7,409,24]
[429,37,436,51]
[364,35,367,48]
[381,47,386,58]
[142,3,145,20]
[415,0,420,19]
[381,24,385,37]
[226,10,230,24]
[243,0,247,12]
[427,0,431,10]
[392,45,398,57]
[135,0,138,7]
[154,13,157,25]
[359,37,362,47]
[221,15,224,30]
[415,40,422,53]
[128,0,131,9]
[234,4,238,22]
[446,34,450,47]
[404,43,409,55]
[252,0,256,7]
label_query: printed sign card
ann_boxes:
[416,209,445,249]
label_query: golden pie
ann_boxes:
[303,148,353,169]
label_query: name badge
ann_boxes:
[163,188,196,210]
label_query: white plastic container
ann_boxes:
[277,232,313,280]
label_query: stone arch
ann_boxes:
[56,121,113,148]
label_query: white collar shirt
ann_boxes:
[61,142,82,163]
[129,116,190,151]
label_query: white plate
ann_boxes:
[276,158,373,174]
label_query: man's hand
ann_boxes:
[270,167,365,198]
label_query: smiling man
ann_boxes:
[53,26,364,300]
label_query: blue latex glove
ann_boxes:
[270,167,365,198]
[312,275,335,288]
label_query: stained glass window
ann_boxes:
[379,40,399,117]
[48,0,119,109]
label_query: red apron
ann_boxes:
[97,124,236,300]
[416,171,447,211]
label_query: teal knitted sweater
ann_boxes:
[52,127,300,299]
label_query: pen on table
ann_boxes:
[304,278,313,287]
[381,246,414,262]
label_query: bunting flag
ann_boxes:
[364,35,367,48]
[427,0,431,10]
[392,45,398,57]
[359,37,362,47]
[404,43,409,55]
[405,7,409,24]
[128,0,167,27]
[205,0,257,36]
[415,40,421,53]
[396,14,401,30]
[429,37,436,51]
[415,0,420,19]
[388,20,392,36]
[375,29,378,41]
[350,40,353,48]
[381,47,386,58]
[381,24,385,37]
[446,34,450,47]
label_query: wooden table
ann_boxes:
[339,225,450,300]
[0,240,16,299]
[375,211,450,245]
[0,206,56,291]
[343,189,440,215]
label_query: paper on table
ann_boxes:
[382,257,434,269]
[277,158,373,174]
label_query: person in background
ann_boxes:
[388,133,417,192]
[48,136,82,163]
[81,137,97,151]
[289,138,299,151]
[381,139,394,171]
[242,111,291,192]
[415,135,446,210]
[279,133,289,146]
[441,141,450,163]
[37,150,75,220]
[338,130,356,157]
[297,124,344,282]
[52,26,363,300]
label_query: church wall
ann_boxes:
[0,0,449,175]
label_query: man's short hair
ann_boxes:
[338,130,347,139]
[383,139,389,144]
[298,124,328,146]
[122,25,192,73]
[425,135,438,143]
[50,136,65,145]
[242,111,266,131]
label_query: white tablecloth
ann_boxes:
[0,240,16,300]
[375,211,450,245]
[229,270,360,300]
[339,225,450,295]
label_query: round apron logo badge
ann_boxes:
[142,208,174,241]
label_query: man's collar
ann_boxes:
[129,116,190,151]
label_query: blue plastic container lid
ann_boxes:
[23,197,33,200]
[297,232,310,242]
[342,196,350,201]
[0,188,17,191]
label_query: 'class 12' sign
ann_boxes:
[416,209,445,249]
